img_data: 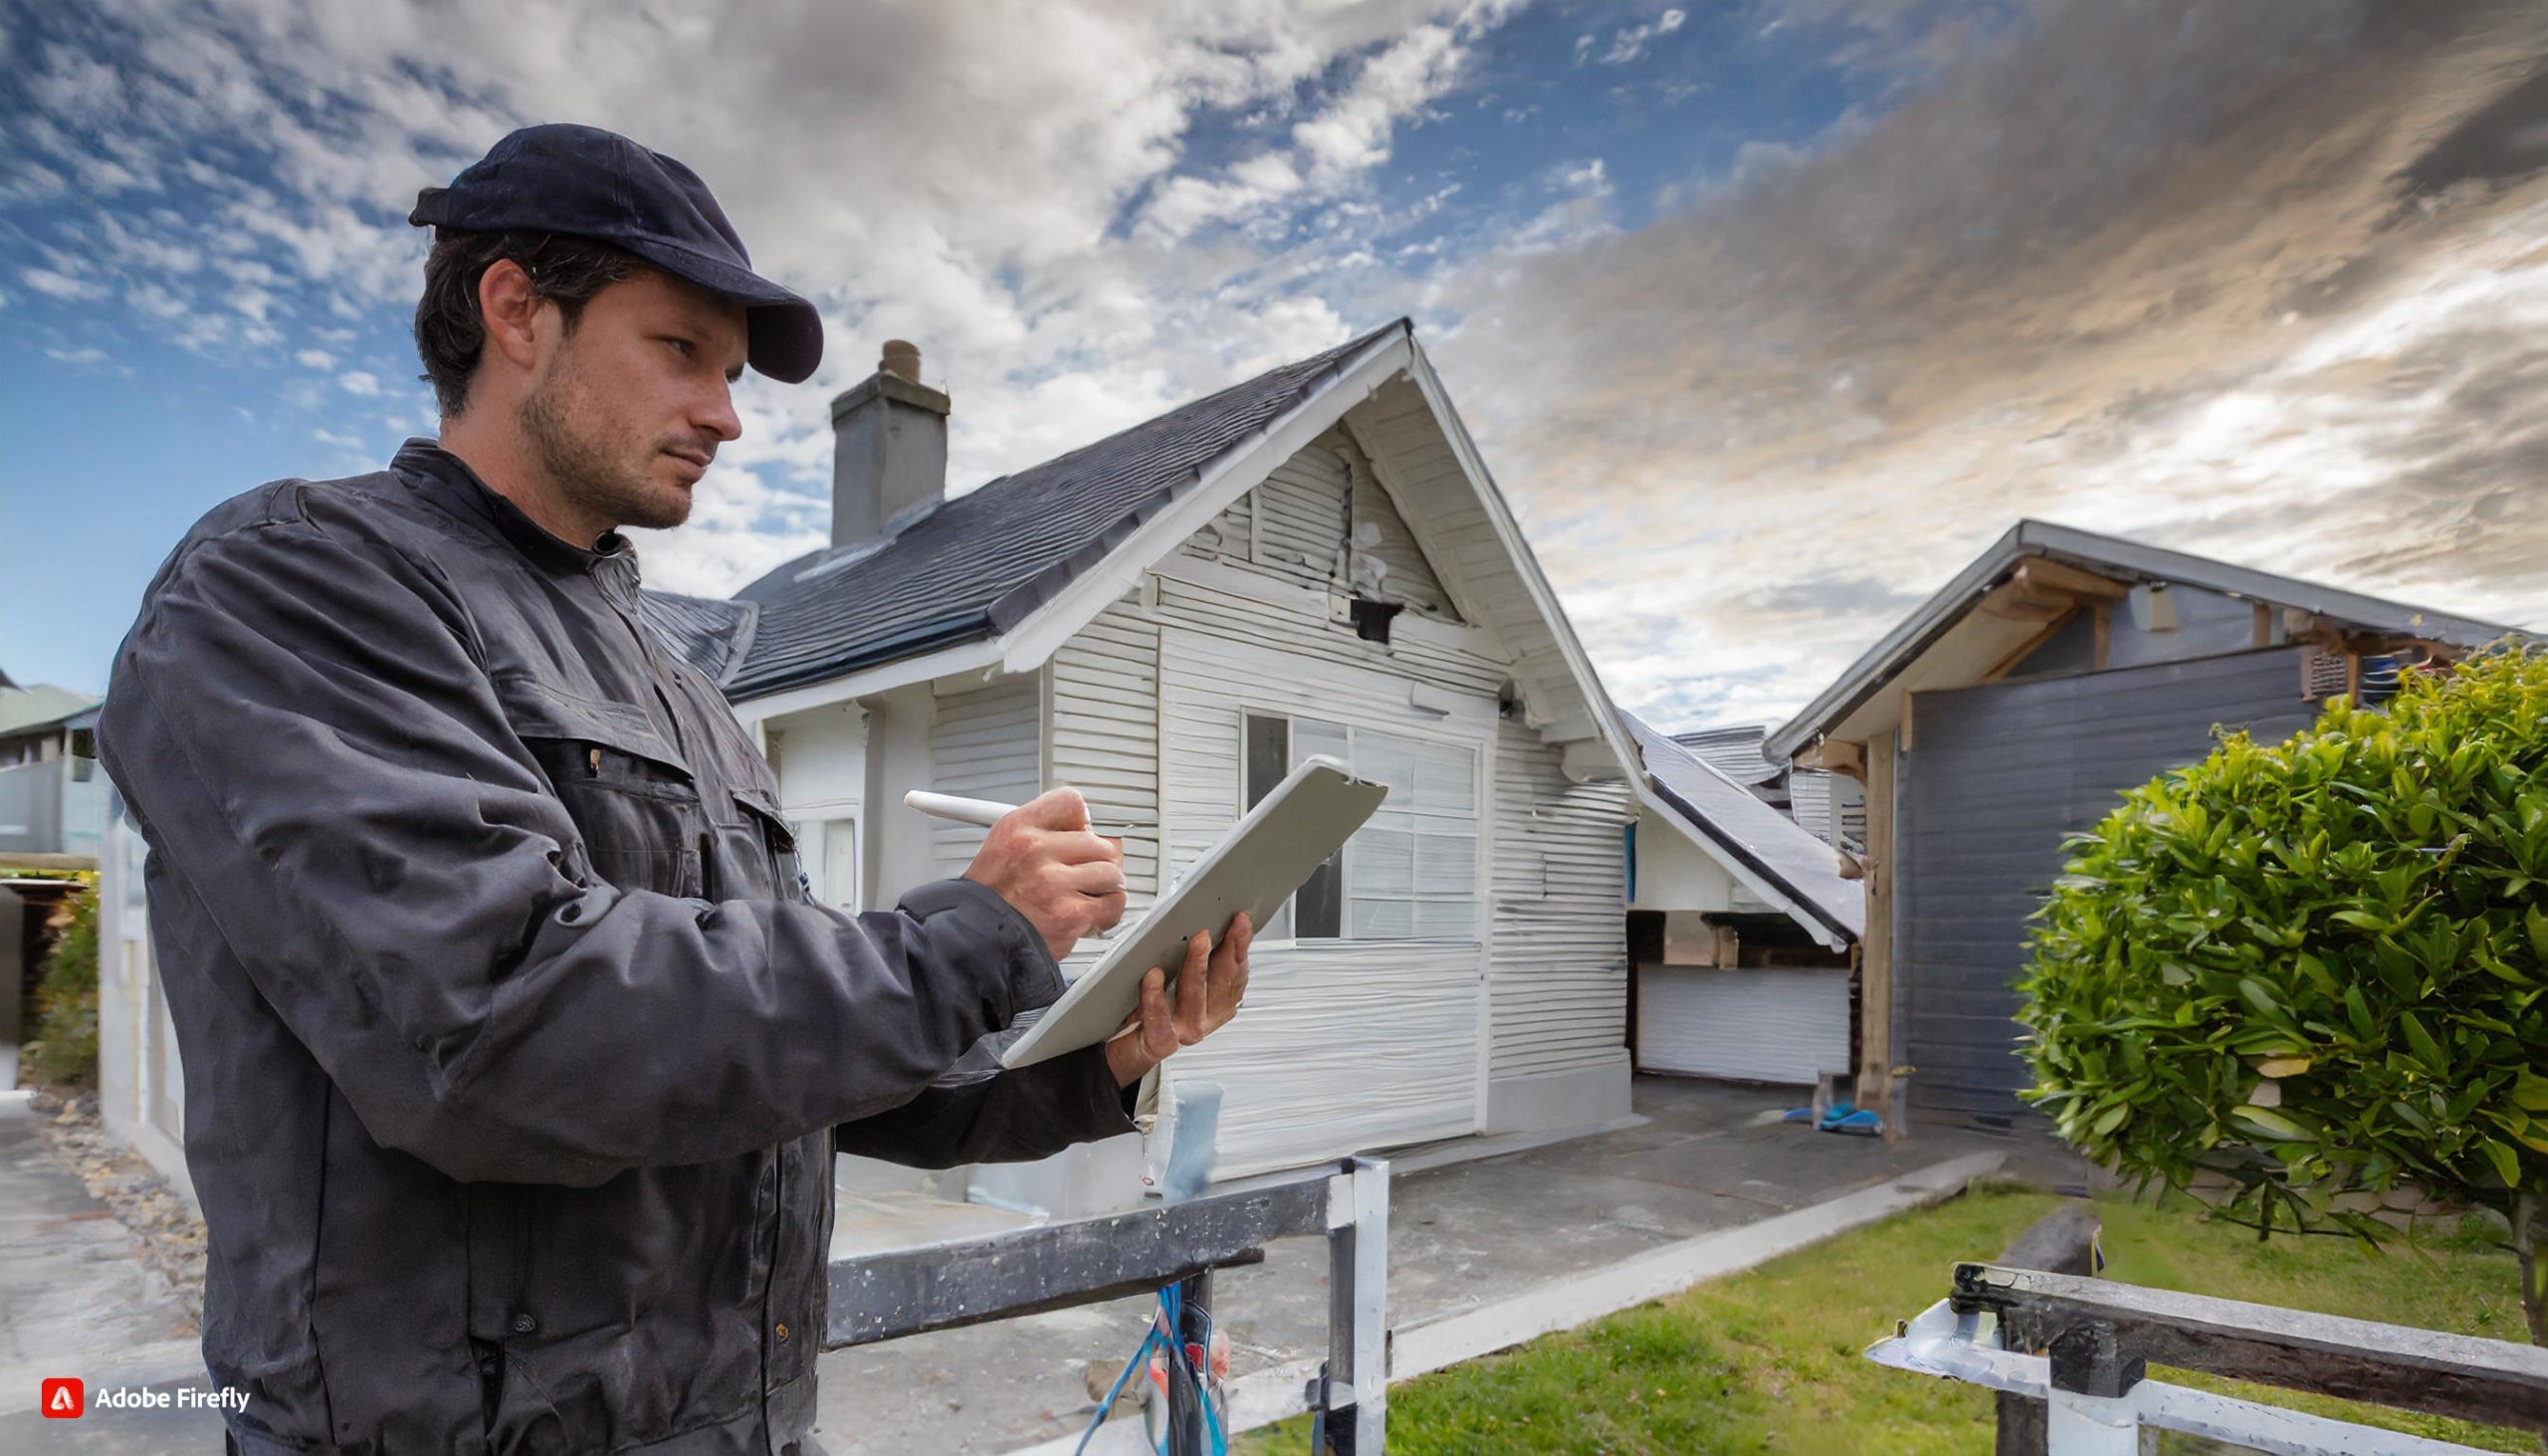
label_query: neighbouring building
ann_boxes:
[0,668,106,861]
[2,669,107,1091]
[1763,520,2517,1134]
[1621,713,1863,1089]
[682,321,1645,1216]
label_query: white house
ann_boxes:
[689,321,1662,1216]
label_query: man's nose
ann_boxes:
[699,380,743,444]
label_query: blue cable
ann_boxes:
[1074,1285,1227,1456]
[1073,1317,1162,1456]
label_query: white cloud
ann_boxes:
[46,345,108,365]
[337,370,380,396]
[1440,0,2548,728]
[20,266,105,301]
[1597,10,1687,66]
[296,347,335,368]
[1139,2,1522,241]
[3,0,1527,596]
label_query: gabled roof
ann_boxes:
[0,684,101,739]
[1625,713,1862,948]
[1765,520,2523,761]
[728,322,1406,699]
[713,320,1640,785]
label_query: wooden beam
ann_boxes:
[1951,1263,2548,1434]
[2091,601,2112,671]
[1798,738,1865,779]
[826,1172,1329,1348]
[1856,731,1898,1134]
[2013,559,2131,600]
[1980,606,2078,683]
[2250,600,2272,648]
[1977,583,2072,625]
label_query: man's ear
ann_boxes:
[476,259,548,375]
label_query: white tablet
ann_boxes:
[998,755,1386,1069]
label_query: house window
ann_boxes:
[1243,712,1477,942]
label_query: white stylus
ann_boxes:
[903,789,1129,937]
[904,789,1131,838]
[903,789,1018,828]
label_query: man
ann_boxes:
[98,122,1251,1455]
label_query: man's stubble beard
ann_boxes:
[519,335,695,536]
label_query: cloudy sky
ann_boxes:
[5,0,2543,731]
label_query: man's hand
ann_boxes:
[1106,913,1252,1088]
[961,788,1127,961]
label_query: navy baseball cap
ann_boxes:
[410,123,823,383]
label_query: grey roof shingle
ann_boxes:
[726,320,1408,699]
[1626,712,1863,944]
[639,590,760,687]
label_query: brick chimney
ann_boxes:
[829,340,950,549]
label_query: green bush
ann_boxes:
[2017,644,2548,1341]
[24,886,99,1089]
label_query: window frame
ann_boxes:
[1240,709,1482,946]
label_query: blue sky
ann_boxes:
[5,0,2542,727]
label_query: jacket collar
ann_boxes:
[392,438,638,576]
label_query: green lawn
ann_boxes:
[1235,1181,2536,1455]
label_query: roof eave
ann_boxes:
[1764,520,2525,761]
[729,614,998,703]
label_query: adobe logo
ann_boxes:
[41,1376,84,1418]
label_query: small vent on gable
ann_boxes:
[2299,646,2351,702]
[1350,597,1404,644]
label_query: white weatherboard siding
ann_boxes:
[1337,434,1450,615]
[1158,621,1491,1178]
[1492,717,1633,1080]
[927,675,1041,878]
[1250,444,1350,590]
[1636,966,1851,1085]
[1048,597,1165,982]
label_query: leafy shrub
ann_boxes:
[2017,644,2547,1340]
[25,886,99,1088]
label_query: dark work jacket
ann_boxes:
[98,440,1138,1455]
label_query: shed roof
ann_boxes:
[1625,712,1862,946]
[1765,520,2523,761]
[728,322,1406,699]
[1670,724,1783,787]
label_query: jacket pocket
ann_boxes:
[496,675,704,898]
[707,785,801,905]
